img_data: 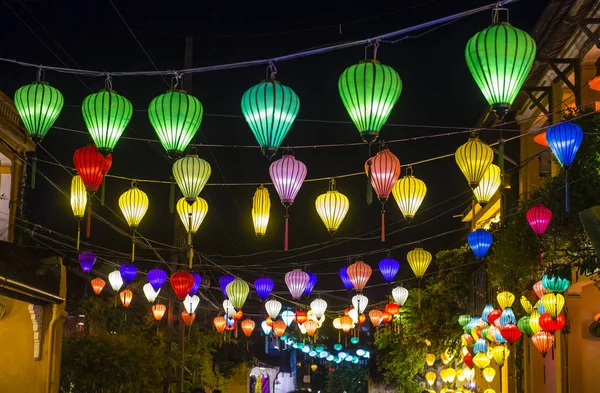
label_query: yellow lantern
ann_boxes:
[407,248,432,279]
[440,353,449,365]
[482,367,496,383]
[425,371,437,386]
[455,136,494,188]
[497,291,515,310]
[310,364,318,372]
[440,368,456,383]
[529,309,542,335]
[118,183,149,261]
[472,352,490,369]
[333,317,342,329]
[541,293,565,317]
[315,179,349,235]
[425,353,435,366]
[176,197,208,235]
[484,389,496,393]
[252,185,270,239]
[473,164,501,205]
[491,345,510,367]
[520,295,533,315]
[391,169,427,221]
[70,175,88,250]
[456,368,465,382]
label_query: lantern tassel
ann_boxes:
[86,202,92,238]
[100,179,106,206]
[188,247,193,269]
[131,230,136,262]
[381,203,386,243]
[76,220,81,251]
[30,155,36,190]
[265,335,268,354]
[284,206,289,251]
[565,170,570,213]
[169,179,175,214]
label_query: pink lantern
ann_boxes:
[285,269,309,299]
[269,153,307,251]
[346,261,372,292]
[526,204,552,266]
[364,149,401,242]
[533,280,548,299]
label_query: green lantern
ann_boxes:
[338,60,402,143]
[172,155,211,204]
[82,90,133,155]
[517,315,533,337]
[241,81,300,159]
[14,82,64,141]
[225,278,249,310]
[148,90,203,158]
[465,23,536,119]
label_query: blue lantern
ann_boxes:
[481,304,494,323]
[254,277,274,300]
[78,251,96,273]
[339,267,353,290]
[119,264,138,285]
[219,275,235,297]
[499,307,516,326]
[493,328,507,343]
[378,257,400,282]
[189,273,202,295]
[467,229,493,259]
[474,338,488,354]
[148,268,167,291]
[303,272,317,296]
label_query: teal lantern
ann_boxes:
[14,82,64,142]
[148,90,203,159]
[241,80,300,159]
[338,60,402,143]
[465,23,536,119]
[82,90,133,155]
[350,337,359,345]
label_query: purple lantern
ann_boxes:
[284,269,309,299]
[189,273,203,295]
[303,272,317,296]
[269,153,307,251]
[78,251,96,273]
[378,257,400,282]
[340,267,353,290]
[119,264,138,285]
[219,275,235,297]
[254,277,274,301]
[148,268,167,291]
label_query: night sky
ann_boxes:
[0,0,548,314]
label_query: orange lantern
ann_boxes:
[346,261,372,291]
[152,304,166,321]
[304,320,318,337]
[119,289,133,307]
[241,319,256,337]
[340,315,353,333]
[90,277,105,295]
[225,321,236,331]
[266,316,274,327]
[182,311,196,326]
[531,331,554,357]
[534,132,549,147]
[381,311,392,323]
[385,302,400,316]
[369,309,383,326]
[295,310,308,325]
[233,309,244,320]
[214,316,227,333]
[272,320,287,337]
[358,313,366,324]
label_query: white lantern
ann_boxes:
[310,298,328,319]
[261,320,272,335]
[352,294,369,314]
[183,294,200,314]
[223,299,235,318]
[348,308,359,324]
[392,286,409,306]
[265,299,282,320]
[281,309,295,327]
[143,283,161,303]
[108,270,123,292]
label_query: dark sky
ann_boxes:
[0,0,548,313]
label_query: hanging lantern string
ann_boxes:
[105,72,113,91]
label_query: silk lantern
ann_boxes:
[455,137,494,188]
[517,316,534,337]
[254,277,274,301]
[500,323,522,343]
[14,81,64,141]
[339,267,354,290]
[176,197,208,236]
[338,60,402,143]
[285,269,309,299]
[378,257,400,282]
[148,90,203,158]
[148,268,167,291]
[78,251,96,273]
[108,270,123,292]
[269,153,307,250]
[119,264,138,285]
[533,280,549,299]
[527,204,552,265]
[520,295,534,314]
[181,311,195,327]
[365,149,401,242]
[183,294,200,314]
[82,89,133,155]
[369,309,383,326]
[315,179,349,235]
[465,22,536,118]
[392,169,427,221]
[218,275,235,297]
[541,293,565,318]
[467,229,493,259]
[311,298,327,319]
[347,261,372,292]
[223,299,235,319]
[90,277,105,295]
[119,184,149,261]
[252,185,270,239]
[241,318,256,337]
[304,320,318,337]
[214,316,227,333]
[425,371,437,386]
[272,320,287,337]
[531,331,554,357]
[261,320,272,335]
[497,291,515,310]
[491,345,510,367]
[281,310,295,327]
[352,294,369,314]
[170,270,194,300]
[472,352,491,369]
[340,315,353,333]
[173,155,211,204]
[119,289,133,307]
[392,286,409,306]
[482,367,496,383]
[295,310,308,325]
[539,312,565,335]
[189,273,202,295]
[70,175,87,250]
[152,304,166,321]
[425,353,436,367]
[407,247,432,308]
[226,278,250,310]
[241,80,300,158]
[473,164,501,206]
[384,302,400,316]
[143,283,161,303]
[303,272,318,296]
[542,274,569,293]
[265,299,282,320]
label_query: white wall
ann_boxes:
[0,152,11,241]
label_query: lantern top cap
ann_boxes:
[358,59,381,65]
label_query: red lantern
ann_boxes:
[463,351,474,368]
[295,310,308,325]
[241,319,255,337]
[381,311,392,323]
[233,309,244,320]
[364,149,401,242]
[214,316,227,333]
[539,312,565,335]
[304,320,318,337]
[526,204,552,236]
[385,302,400,316]
[265,316,274,327]
[225,320,236,331]
[272,320,287,337]
[487,309,502,326]
[90,277,105,295]
[346,261,372,291]
[170,270,194,300]
[181,311,195,326]
[340,315,353,333]
[531,331,554,357]
[369,309,383,326]
[73,144,112,192]
[500,323,522,343]
[152,304,166,321]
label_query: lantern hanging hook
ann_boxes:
[131,179,137,188]
[373,40,380,61]
[492,3,509,24]
[266,61,278,81]
[329,178,336,191]
[37,65,45,82]
[406,165,414,177]
[171,72,182,90]
[104,73,113,91]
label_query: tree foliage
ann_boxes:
[325,366,368,393]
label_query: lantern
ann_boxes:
[90,277,105,295]
[425,371,437,386]
[304,320,318,337]
[119,184,149,261]
[14,81,64,141]
[365,149,401,242]
[339,267,354,290]
[542,274,569,293]
[465,22,536,118]
[315,179,349,235]
[497,291,515,310]
[303,272,317,296]
[474,338,488,354]
[269,153,307,250]
[179,311,194,327]
[252,185,270,239]
[340,315,353,333]
[188,273,202,295]
[223,299,235,319]
[455,137,494,188]
[183,294,200,314]
[381,311,392,323]
[148,90,203,158]
[338,60,402,143]
[295,310,308,325]
[73,144,112,193]
[492,346,510,368]
[352,294,369,314]
[310,364,318,372]
[172,155,211,204]
[152,304,166,321]
[233,309,243,321]
[533,280,549,299]
[500,323,521,343]
[78,251,96,273]
[280,309,295,327]
[407,248,432,279]
[472,352,491,369]
[391,171,427,221]
[482,367,496,383]
[369,309,383,327]
[520,295,534,314]
[392,286,409,306]
[148,268,167,291]
[119,264,138,285]
[272,320,287,337]
[218,275,235,297]
[261,320,272,335]
[384,302,400,316]
[176,197,208,235]
[467,229,493,259]
[531,331,554,357]
[170,270,194,300]
[108,270,123,292]
[425,353,435,367]
[285,269,309,299]
[378,257,400,282]
[527,204,552,236]
[241,80,300,158]
[481,304,494,322]
[517,316,533,337]
[529,310,542,335]
[254,277,274,301]
[541,293,565,318]
[241,318,256,337]
[311,298,327,319]
[225,318,236,331]
[71,175,87,250]
[119,289,133,307]
[143,283,161,303]
[473,164,501,206]
[346,261,372,292]
[487,309,502,326]
[458,314,472,327]
[265,300,282,320]
[539,312,565,335]
[226,278,249,310]
[212,316,226,333]
[82,90,133,155]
